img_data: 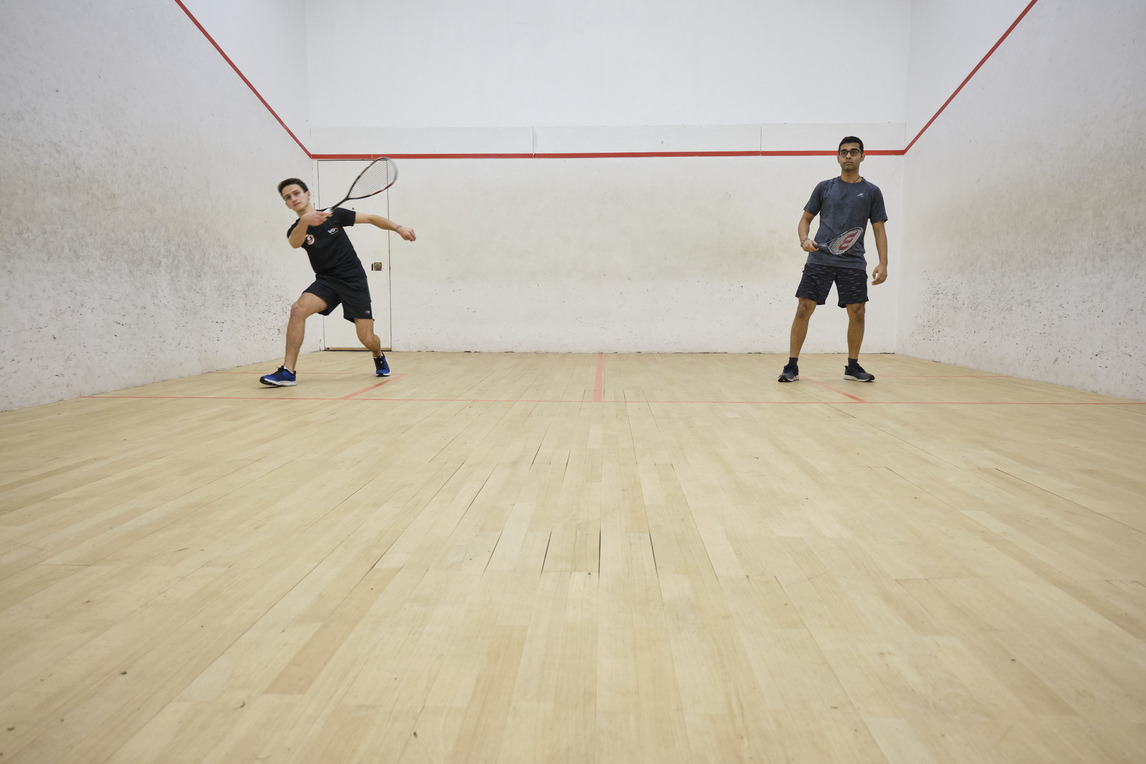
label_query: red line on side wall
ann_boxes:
[905,0,1041,153]
[173,0,312,158]
[175,0,1036,159]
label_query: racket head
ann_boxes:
[825,226,864,255]
[321,157,399,211]
[339,157,399,206]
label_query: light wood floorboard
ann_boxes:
[1,352,1144,763]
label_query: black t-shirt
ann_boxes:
[287,208,366,280]
[803,177,888,270]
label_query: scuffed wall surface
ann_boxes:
[0,0,315,410]
[899,0,1146,400]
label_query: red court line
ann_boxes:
[340,379,394,400]
[799,376,868,403]
[83,394,1143,406]
[904,0,1040,153]
[871,374,1014,379]
[594,353,605,403]
[172,0,309,157]
[312,150,904,160]
[209,371,409,378]
[86,395,363,402]
[178,0,1036,159]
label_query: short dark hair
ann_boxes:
[278,177,308,195]
[839,136,864,154]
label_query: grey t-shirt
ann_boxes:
[804,177,888,270]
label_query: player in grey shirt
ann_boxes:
[778,136,888,383]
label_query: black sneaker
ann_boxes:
[777,364,799,383]
[844,363,874,382]
[374,352,391,377]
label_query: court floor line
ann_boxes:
[340,378,396,400]
[83,355,1144,406]
[84,394,1144,406]
[594,352,605,403]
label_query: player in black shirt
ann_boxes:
[778,137,888,384]
[260,177,416,387]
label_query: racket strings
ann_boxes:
[350,158,398,197]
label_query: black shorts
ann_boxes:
[305,274,373,322]
[795,263,869,307]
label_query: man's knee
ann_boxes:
[354,320,376,344]
[846,303,866,322]
[794,299,817,320]
[291,294,326,320]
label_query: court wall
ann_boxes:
[7,1,1142,408]
[305,0,912,130]
[178,0,311,143]
[300,0,913,355]
[0,0,317,411]
[903,0,1034,141]
[898,0,1146,400]
[344,128,904,354]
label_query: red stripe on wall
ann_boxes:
[904,0,1041,153]
[172,0,312,157]
[176,0,1039,160]
[311,149,905,161]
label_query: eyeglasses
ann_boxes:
[838,148,862,157]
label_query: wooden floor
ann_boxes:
[1,352,1145,763]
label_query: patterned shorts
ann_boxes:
[795,263,869,307]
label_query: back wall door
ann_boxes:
[315,160,392,350]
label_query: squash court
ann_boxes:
[1,351,1144,762]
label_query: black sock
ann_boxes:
[788,357,799,368]
[847,358,858,367]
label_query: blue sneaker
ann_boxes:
[374,353,390,377]
[260,366,297,386]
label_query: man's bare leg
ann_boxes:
[284,292,328,371]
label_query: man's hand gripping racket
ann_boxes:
[311,157,413,239]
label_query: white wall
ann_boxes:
[179,0,312,145]
[0,0,315,410]
[899,0,1146,400]
[369,124,903,354]
[11,1,1135,407]
[306,0,912,131]
[904,0,1034,142]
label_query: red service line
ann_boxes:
[82,393,1144,406]
[311,149,904,161]
[340,378,394,400]
[798,377,869,403]
[208,370,407,377]
[594,352,605,403]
